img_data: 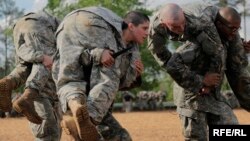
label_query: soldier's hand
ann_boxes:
[243,40,250,53]
[101,49,114,67]
[42,55,53,70]
[203,72,221,87]
[135,59,144,76]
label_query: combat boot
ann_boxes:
[68,97,99,141]
[13,88,43,124]
[61,115,82,141]
[0,77,16,112]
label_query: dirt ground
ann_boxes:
[0,109,250,141]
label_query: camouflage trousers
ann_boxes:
[8,63,49,92]
[179,106,238,141]
[8,61,60,140]
[98,111,132,141]
[26,63,50,91]
[30,96,62,141]
[7,63,31,88]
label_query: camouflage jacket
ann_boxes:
[185,3,250,111]
[225,34,250,111]
[53,7,140,112]
[167,31,250,116]
[147,3,224,72]
[13,11,59,64]
[167,40,228,116]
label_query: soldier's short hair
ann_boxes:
[123,11,149,26]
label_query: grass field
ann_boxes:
[0,109,249,141]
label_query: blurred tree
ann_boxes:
[0,0,24,76]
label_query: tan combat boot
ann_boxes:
[13,88,43,124]
[68,98,99,141]
[61,115,82,141]
[0,77,16,112]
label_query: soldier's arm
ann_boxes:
[16,30,54,70]
[196,5,222,56]
[166,46,204,94]
[198,26,224,73]
[226,33,250,111]
[227,33,248,69]
[147,26,172,71]
[89,48,115,68]
[196,25,223,56]
[87,57,121,122]
[120,46,142,90]
[195,7,223,72]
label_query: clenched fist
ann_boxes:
[203,72,221,87]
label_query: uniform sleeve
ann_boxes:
[119,45,141,90]
[87,53,121,122]
[90,48,105,64]
[147,24,172,71]
[166,43,204,94]
[196,6,224,72]
[225,33,250,111]
[227,33,248,69]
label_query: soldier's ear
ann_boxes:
[128,23,135,31]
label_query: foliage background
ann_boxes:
[0,0,249,101]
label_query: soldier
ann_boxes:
[137,91,149,110]
[122,91,135,112]
[148,91,157,110]
[53,7,149,141]
[148,2,250,109]
[0,11,61,140]
[148,3,225,79]
[156,90,166,110]
[166,7,242,140]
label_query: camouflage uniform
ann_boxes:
[122,91,135,112]
[5,63,31,89]
[222,90,240,109]
[167,41,238,141]
[98,104,132,141]
[225,35,250,111]
[183,2,250,110]
[149,3,249,140]
[149,2,250,111]
[54,7,140,140]
[148,3,223,73]
[11,11,62,141]
[136,91,149,110]
[156,91,166,110]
